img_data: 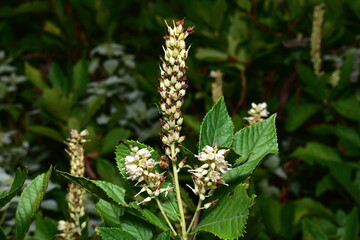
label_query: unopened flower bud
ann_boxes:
[178,135,185,143]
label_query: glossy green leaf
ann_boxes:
[224,114,278,183]
[101,128,131,155]
[155,231,171,240]
[98,227,136,240]
[192,184,256,239]
[115,141,159,178]
[27,125,63,142]
[15,166,52,240]
[130,202,169,232]
[56,170,127,206]
[199,97,234,151]
[25,62,48,90]
[95,199,122,228]
[122,215,153,240]
[56,170,168,231]
[0,168,27,209]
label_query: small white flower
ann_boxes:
[244,102,270,124]
[188,144,231,200]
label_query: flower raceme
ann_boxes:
[188,145,232,201]
[58,129,88,239]
[158,20,194,161]
[124,146,171,205]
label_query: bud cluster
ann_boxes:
[158,20,194,161]
[244,102,269,125]
[58,129,89,239]
[125,146,171,205]
[188,145,231,201]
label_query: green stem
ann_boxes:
[171,143,187,239]
[186,199,202,234]
[155,197,177,236]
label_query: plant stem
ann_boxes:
[186,199,202,234]
[171,143,187,239]
[155,197,177,236]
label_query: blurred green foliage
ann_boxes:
[0,0,359,239]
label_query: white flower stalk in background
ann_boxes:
[158,19,194,162]
[188,144,231,201]
[58,130,88,240]
[125,146,171,205]
[244,102,270,125]
[311,3,326,77]
[210,70,224,104]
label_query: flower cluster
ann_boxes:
[311,3,325,77]
[188,145,231,201]
[58,130,88,239]
[244,102,269,125]
[158,20,194,161]
[125,146,171,205]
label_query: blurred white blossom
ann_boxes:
[244,102,270,125]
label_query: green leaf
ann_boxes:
[224,114,278,183]
[56,170,168,231]
[290,142,342,166]
[122,215,153,240]
[98,227,136,240]
[56,170,127,206]
[42,88,72,121]
[296,63,325,101]
[115,141,159,178]
[161,191,180,222]
[94,158,128,187]
[327,162,360,205]
[27,125,63,142]
[72,59,89,100]
[342,208,359,240]
[49,62,68,93]
[285,103,321,132]
[130,202,169,232]
[15,166,52,240]
[192,184,256,239]
[25,62,48,91]
[83,94,106,124]
[332,95,360,121]
[155,231,171,240]
[195,48,228,62]
[95,199,122,228]
[101,128,131,155]
[0,168,27,209]
[33,214,58,240]
[302,219,327,240]
[199,97,234,151]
